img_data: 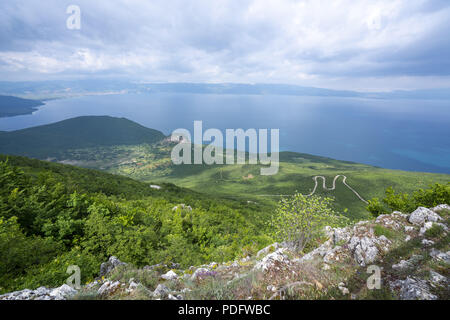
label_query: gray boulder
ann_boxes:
[332,227,352,245]
[161,270,178,280]
[348,235,390,267]
[0,284,77,301]
[49,284,77,300]
[99,256,126,277]
[390,277,437,300]
[153,284,170,298]
[254,248,290,271]
[429,271,447,287]
[431,204,450,213]
[409,207,442,226]
[430,248,450,264]
[392,255,423,271]
[97,280,121,296]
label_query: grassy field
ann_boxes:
[47,142,450,220]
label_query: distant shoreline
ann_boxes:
[0,95,45,118]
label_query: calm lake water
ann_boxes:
[0,93,449,174]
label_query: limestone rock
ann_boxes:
[153,284,170,298]
[429,271,447,287]
[421,239,435,246]
[348,235,390,267]
[390,277,437,300]
[332,227,352,245]
[338,282,349,295]
[161,270,178,280]
[430,248,450,264]
[296,239,333,262]
[392,255,423,271]
[375,214,405,231]
[99,256,126,277]
[97,280,121,296]
[431,204,450,213]
[256,243,282,258]
[419,222,434,235]
[0,284,77,301]
[126,280,139,293]
[49,284,77,300]
[254,248,290,271]
[408,207,442,226]
[323,246,350,264]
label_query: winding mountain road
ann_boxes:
[255,175,368,204]
[306,175,368,203]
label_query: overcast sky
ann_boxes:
[1,0,450,91]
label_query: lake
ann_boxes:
[0,93,449,174]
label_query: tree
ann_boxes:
[366,198,388,218]
[271,194,347,252]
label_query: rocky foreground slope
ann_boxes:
[1,205,449,300]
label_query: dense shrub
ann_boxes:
[0,158,273,293]
[367,183,450,217]
[270,194,349,252]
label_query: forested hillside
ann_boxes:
[0,95,44,118]
[1,154,448,300]
[0,116,166,158]
[0,155,273,294]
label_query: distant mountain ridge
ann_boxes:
[0,95,44,118]
[0,116,166,158]
[1,80,450,100]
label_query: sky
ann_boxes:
[1,0,450,91]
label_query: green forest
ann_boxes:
[1,154,448,295]
[0,155,274,294]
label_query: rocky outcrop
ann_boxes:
[375,211,408,231]
[295,222,391,267]
[348,235,390,266]
[161,270,178,280]
[430,248,450,264]
[0,284,77,301]
[2,204,448,301]
[392,255,423,271]
[390,277,438,300]
[98,280,122,296]
[431,204,450,213]
[152,284,170,298]
[99,256,126,277]
[254,248,290,271]
[408,207,442,226]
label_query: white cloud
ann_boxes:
[0,0,449,90]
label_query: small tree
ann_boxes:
[271,194,347,253]
[366,198,388,218]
